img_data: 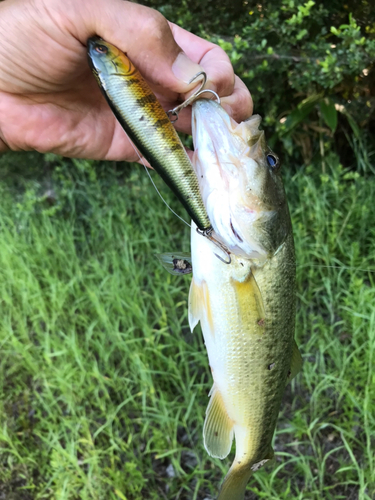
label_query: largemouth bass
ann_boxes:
[189,99,301,500]
[87,36,211,232]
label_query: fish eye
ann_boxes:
[266,154,279,169]
[95,44,108,54]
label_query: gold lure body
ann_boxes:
[87,37,211,231]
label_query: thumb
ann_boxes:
[70,0,204,94]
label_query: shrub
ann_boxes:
[141,0,375,169]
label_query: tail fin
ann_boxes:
[217,445,273,500]
[217,462,253,500]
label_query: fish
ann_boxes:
[189,99,302,500]
[87,36,211,232]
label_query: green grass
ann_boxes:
[0,151,374,500]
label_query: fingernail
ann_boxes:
[172,52,204,84]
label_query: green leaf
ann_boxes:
[296,28,308,40]
[319,98,338,132]
[335,106,361,139]
[278,94,322,137]
[345,113,361,140]
[114,490,128,500]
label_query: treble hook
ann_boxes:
[168,71,221,123]
[196,228,232,265]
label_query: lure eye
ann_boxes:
[267,154,279,169]
[95,44,108,54]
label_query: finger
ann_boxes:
[0,137,9,153]
[221,75,253,123]
[169,23,235,98]
[157,76,253,136]
[59,0,205,94]
[0,86,136,161]
[168,24,253,123]
[135,156,152,169]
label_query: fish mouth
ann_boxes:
[192,99,288,259]
[192,99,235,160]
[192,99,270,259]
[192,99,264,171]
[192,99,231,131]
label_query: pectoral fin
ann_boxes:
[288,340,303,381]
[231,269,265,333]
[203,385,234,459]
[188,277,201,332]
[188,278,214,334]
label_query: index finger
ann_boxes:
[169,23,253,122]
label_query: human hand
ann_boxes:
[0,0,252,161]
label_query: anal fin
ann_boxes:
[203,385,234,459]
[251,448,274,471]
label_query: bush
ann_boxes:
[141,0,375,169]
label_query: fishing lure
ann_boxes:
[87,36,212,233]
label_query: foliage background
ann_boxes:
[145,0,375,170]
[0,1,374,500]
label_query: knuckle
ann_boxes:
[140,10,169,42]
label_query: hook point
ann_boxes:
[196,228,231,265]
